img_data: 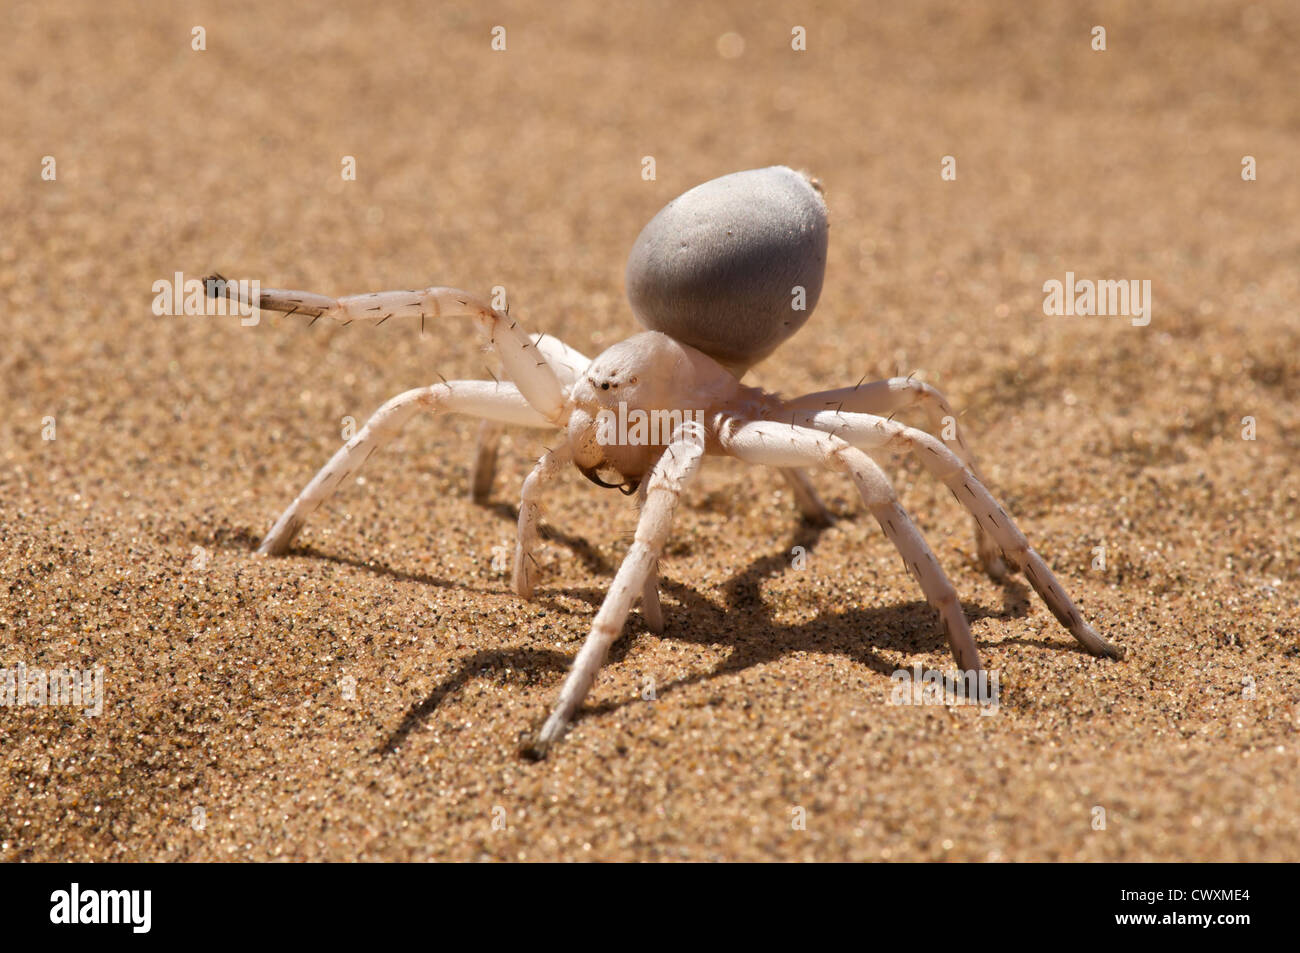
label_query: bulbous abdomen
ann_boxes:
[625,166,829,374]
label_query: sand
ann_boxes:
[1,0,1297,861]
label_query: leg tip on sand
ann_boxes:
[518,735,550,761]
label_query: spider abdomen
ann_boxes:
[625,165,829,375]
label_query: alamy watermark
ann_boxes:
[595,401,706,447]
[889,664,999,714]
[1,662,104,717]
[1042,272,1151,327]
[50,883,150,933]
[152,272,260,325]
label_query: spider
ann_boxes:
[207,165,1121,758]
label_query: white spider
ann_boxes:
[207,166,1121,758]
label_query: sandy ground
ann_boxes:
[2,0,1298,862]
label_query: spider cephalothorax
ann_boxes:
[208,165,1121,758]
[567,330,743,494]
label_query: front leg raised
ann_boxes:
[207,278,569,425]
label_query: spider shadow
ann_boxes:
[576,525,1034,721]
[202,525,475,592]
[200,497,613,594]
[376,646,578,756]
[484,501,612,575]
[377,519,1036,752]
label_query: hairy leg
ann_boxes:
[531,332,591,387]
[469,333,590,504]
[525,423,706,758]
[784,376,1006,576]
[469,419,504,503]
[778,468,834,526]
[259,380,553,555]
[789,408,1120,658]
[207,277,568,423]
[513,441,573,599]
[717,416,981,672]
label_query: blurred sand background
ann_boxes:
[1,0,1298,861]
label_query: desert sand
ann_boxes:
[1,0,1297,861]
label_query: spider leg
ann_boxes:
[629,478,667,633]
[469,419,505,503]
[470,333,590,504]
[790,408,1121,659]
[778,468,834,526]
[258,380,554,556]
[509,439,666,628]
[640,565,664,634]
[716,416,981,673]
[212,280,569,424]
[530,332,591,388]
[524,421,706,758]
[512,440,573,599]
[784,377,1007,578]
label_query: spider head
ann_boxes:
[566,332,724,492]
[567,399,645,494]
